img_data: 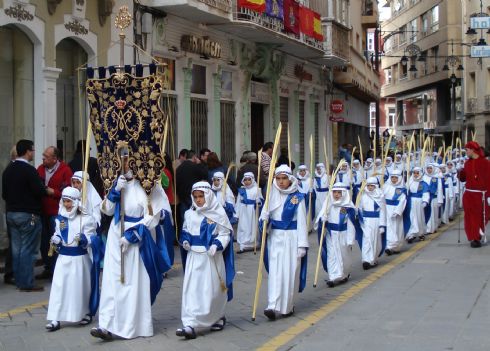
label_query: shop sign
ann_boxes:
[470,17,490,29]
[329,116,344,122]
[330,99,344,113]
[471,45,490,58]
[181,35,222,58]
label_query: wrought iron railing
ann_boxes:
[467,97,477,113]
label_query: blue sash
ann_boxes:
[58,246,87,256]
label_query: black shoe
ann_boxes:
[90,327,113,341]
[210,317,226,331]
[19,285,44,292]
[339,275,349,285]
[264,309,276,321]
[362,262,371,270]
[176,326,196,339]
[419,235,425,241]
[370,262,378,269]
[281,307,295,318]
[470,240,482,248]
[46,321,60,332]
[4,275,15,285]
[384,249,393,256]
[326,280,335,288]
[407,238,414,244]
[35,270,53,280]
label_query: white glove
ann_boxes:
[391,212,399,219]
[50,235,61,245]
[422,202,428,208]
[321,215,328,223]
[207,244,218,256]
[119,237,130,253]
[487,198,490,206]
[379,227,385,234]
[260,210,270,222]
[297,247,307,258]
[115,175,128,192]
[182,241,191,251]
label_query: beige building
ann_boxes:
[381,0,468,145]
[460,0,490,149]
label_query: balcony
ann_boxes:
[466,98,477,114]
[322,21,350,66]
[361,0,378,28]
[142,0,232,24]
[211,1,325,61]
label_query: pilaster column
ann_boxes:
[42,67,62,150]
[210,66,222,155]
[180,59,193,150]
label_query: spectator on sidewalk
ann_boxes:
[2,139,53,291]
[236,151,266,189]
[37,146,73,279]
[2,145,17,285]
[260,142,274,178]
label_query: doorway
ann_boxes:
[251,102,264,153]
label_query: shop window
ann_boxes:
[220,101,235,166]
[190,98,208,152]
[191,65,206,95]
[160,95,178,156]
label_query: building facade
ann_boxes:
[381,0,465,145]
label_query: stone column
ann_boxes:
[210,66,222,155]
[41,67,62,151]
[179,59,193,150]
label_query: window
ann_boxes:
[422,12,429,35]
[370,109,376,128]
[431,5,439,32]
[191,65,206,95]
[409,19,417,43]
[388,108,396,127]
[400,63,408,80]
[385,68,392,84]
[421,51,428,75]
[399,25,407,45]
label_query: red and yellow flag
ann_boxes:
[238,0,266,13]
[313,12,323,41]
[299,6,314,37]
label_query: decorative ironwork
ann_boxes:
[47,0,63,15]
[115,5,132,32]
[65,20,89,35]
[5,4,34,22]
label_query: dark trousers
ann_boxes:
[4,221,13,278]
[40,215,57,272]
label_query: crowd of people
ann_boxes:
[1,137,489,341]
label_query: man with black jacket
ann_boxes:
[2,140,53,291]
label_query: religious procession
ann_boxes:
[2,3,490,349]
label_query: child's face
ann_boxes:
[316,167,322,174]
[192,191,205,207]
[299,170,306,177]
[275,174,291,190]
[413,171,420,178]
[71,179,82,191]
[427,167,433,174]
[341,164,347,171]
[390,176,399,184]
[367,184,376,192]
[332,190,342,201]
[63,199,74,211]
[243,178,252,186]
[212,178,221,187]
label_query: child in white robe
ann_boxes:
[423,164,444,234]
[351,160,364,204]
[446,160,459,218]
[336,161,352,188]
[364,158,374,178]
[297,165,314,231]
[439,164,454,224]
[315,182,358,288]
[212,171,238,225]
[71,171,102,226]
[314,163,329,221]
[382,170,407,255]
[358,177,386,270]
[405,167,430,243]
[177,181,234,339]
[259,165,308,320]
[235,172,263,253]
[46,187,99,331]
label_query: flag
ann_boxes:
[238,0,266,13]
[313,12,323,41]
[266,0,283,19]
[283,0,299,34]
[299,5,314,37]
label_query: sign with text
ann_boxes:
[471,45,490,58]
[181,35,222,58]
[330,99,344,114]
[329,116,344,122]
[470,17,490,29]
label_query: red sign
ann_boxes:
[330,99,344,113]
[329,116,345,122]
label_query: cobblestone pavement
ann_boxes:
[1,215,488,351]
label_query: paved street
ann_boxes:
[0,214,489,351]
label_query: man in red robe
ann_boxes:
[458,141,490,247]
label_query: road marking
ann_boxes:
[257,218,459,351]
[0,300,48,320]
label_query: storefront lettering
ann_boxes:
[181,35,222,59]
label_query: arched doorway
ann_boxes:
[0,24,34,236]
[55,38,88,162]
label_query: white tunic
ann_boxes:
[441,174,454,224]
[359,194,386,264]
[235,186,262,250]
[47,214,96,322]
[382,184,407,251]
[406,179,430,239]
[423,175,443,234]
[98,180,162,339]
[265,194,308,314]
[325,206,356,282]
[314,174,329,220]
[181,210,230,329]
